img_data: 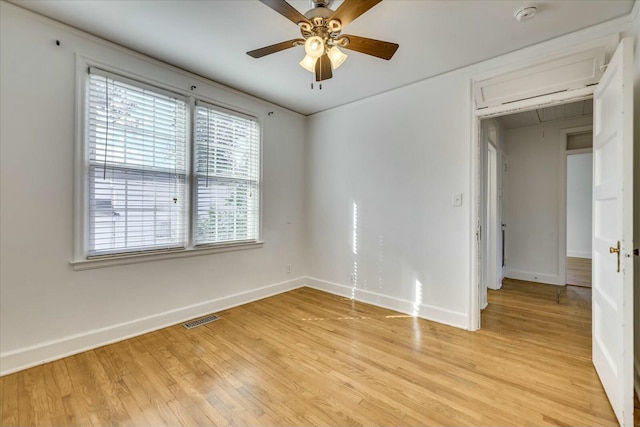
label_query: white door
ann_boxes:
[592,37,634,427]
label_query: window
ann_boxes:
[193,102,260,245]
[84,68,260,259]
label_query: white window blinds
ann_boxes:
[193,102,260,245]
[87,69,188,256]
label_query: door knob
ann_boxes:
[610,241,621,273]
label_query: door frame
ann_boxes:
[560,126,594,287]
[469,88,596,331]
[469,34,620,330]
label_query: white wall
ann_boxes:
[307,73,472,327]
[566,152,593,259]
[0,3,308,374]
[305,18,632,329]
[503,116,592,285]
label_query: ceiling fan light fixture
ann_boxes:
[299,54,317,73]
[328,46,347,69]
[304,36,325,58]
[247,0,399,83]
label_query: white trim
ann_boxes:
[74,53,88,261]
[74,55,265,266]
[469,79,481,331]
[560,125,594,285]
[475,87,596,118]
[566,147,593,155]
[560,125,594,136]
[0,277,306,376]
[305,277,470,330]
[70,241,265,271]
[504,269,562,286]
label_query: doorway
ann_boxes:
[479,100,593,309]
[565,131,593,288]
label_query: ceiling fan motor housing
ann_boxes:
[310,0,333,9]
[302,3,343,47]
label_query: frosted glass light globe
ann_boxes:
[304,36,324,59]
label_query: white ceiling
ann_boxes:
[499,100,593,128]
[13,0,635,115]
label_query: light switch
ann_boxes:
[452,193,462,207]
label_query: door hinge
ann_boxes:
[634,248,639,256]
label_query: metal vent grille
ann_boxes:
[183,314,220,329]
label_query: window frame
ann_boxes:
[192,100,261,248]
[72,59,263,270]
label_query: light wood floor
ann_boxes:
[0,282,625,426]
[566,256,592,287]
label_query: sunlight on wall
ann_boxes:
[378,235,384,292]
[351,261,358,300]
[351,202,359,300]
[352,202,358,255]
[413,279,423,317]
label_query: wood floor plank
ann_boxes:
[1,281,630,426]
[0,371,19,425]
[42,362,71,426]
[566,257,591,287]
[16,370,36,426]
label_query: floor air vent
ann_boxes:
[183,314,220,329]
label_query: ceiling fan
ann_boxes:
[247,0,399,82]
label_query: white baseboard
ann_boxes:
[567,251,592,259]
[505,269,561,286]
[1,275,472,376]
[305,277,469,330]
[0,277,306,376]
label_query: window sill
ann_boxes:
[70,241,264,271]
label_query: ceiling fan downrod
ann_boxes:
[309,0,333,9]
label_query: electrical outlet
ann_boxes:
[286,264,292,274]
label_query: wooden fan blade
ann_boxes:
[328,0,382,28]
[247,39,304,58]
[315,54,332,82]
[259,0,311,26]
[340,35,399,60]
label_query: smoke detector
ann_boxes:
[514,6,537,22]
